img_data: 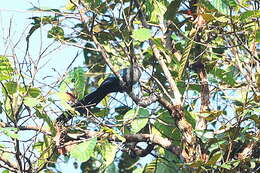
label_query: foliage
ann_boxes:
[0,0,259,172]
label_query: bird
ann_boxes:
[56,65,141,123]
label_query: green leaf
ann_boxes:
[48,26,64,39]
[185,111,196,128]
[0,56,13,81]
[178,29,197,80]
[2,170,10,173]
[24,97,41,107]
[115,106,131,115]
[153,111,181,143]
[101,142,118,167]
[36,110,56,135]
[157,110,175,124]
[193,111,223,122]
[145,158,176,173]
[92,108,109,117]
[33,136,54,166]
[131,117,148,134]
[28,16,58,41]
[104,163,117,173]
[132,167,144,173]
[153,122,180,143]
[150,0,167,23]
[28,87,41,98]
[56,91,73,110]
[4,81,17,95]
[124,109,137,121]
[60,67,86,100]
[240,10,260,21]
[86,0,102,8]
[256,29,260,42]
[124,108,149,133]
[220,162,232,169]
[132,28,152,42]
[208,0,231,15]
[65,0,76,10]
[71,67,86,99]
[164,0,182,21]
[152,38,180,65]
[70,137,97,162]
[211,67,236,86]
[249,114,260,126]
[0,127,19,139]
[144,159,157,172]
[206,151,222,165]
[232,160,240,168]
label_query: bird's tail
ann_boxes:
[74,89,107,114]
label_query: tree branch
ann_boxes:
[0,122,52,136]
[133,0,182,105]
[0,155,18,172]
[58,129,181,156]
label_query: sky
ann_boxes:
[0,0,83,172]
[0,0,84,78]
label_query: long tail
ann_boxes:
[74,89,107,114]
[56,89,106,123]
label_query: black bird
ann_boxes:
[57,66,141,123]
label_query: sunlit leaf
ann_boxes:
[56,91,73,106]
[0,127,19,139]
[203,111,223,121]
[0,56,13,81]
[65,0,76,10]
[124,109,137,121]
[131,117,148,134]
[220,162,232,169]
[150,0,167,23]
[101,142,118,167]
[24,97,41,107]
[69,67,86,99]
[208,0,231,15]
[132,28,152,42]
[70,137,97,162]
